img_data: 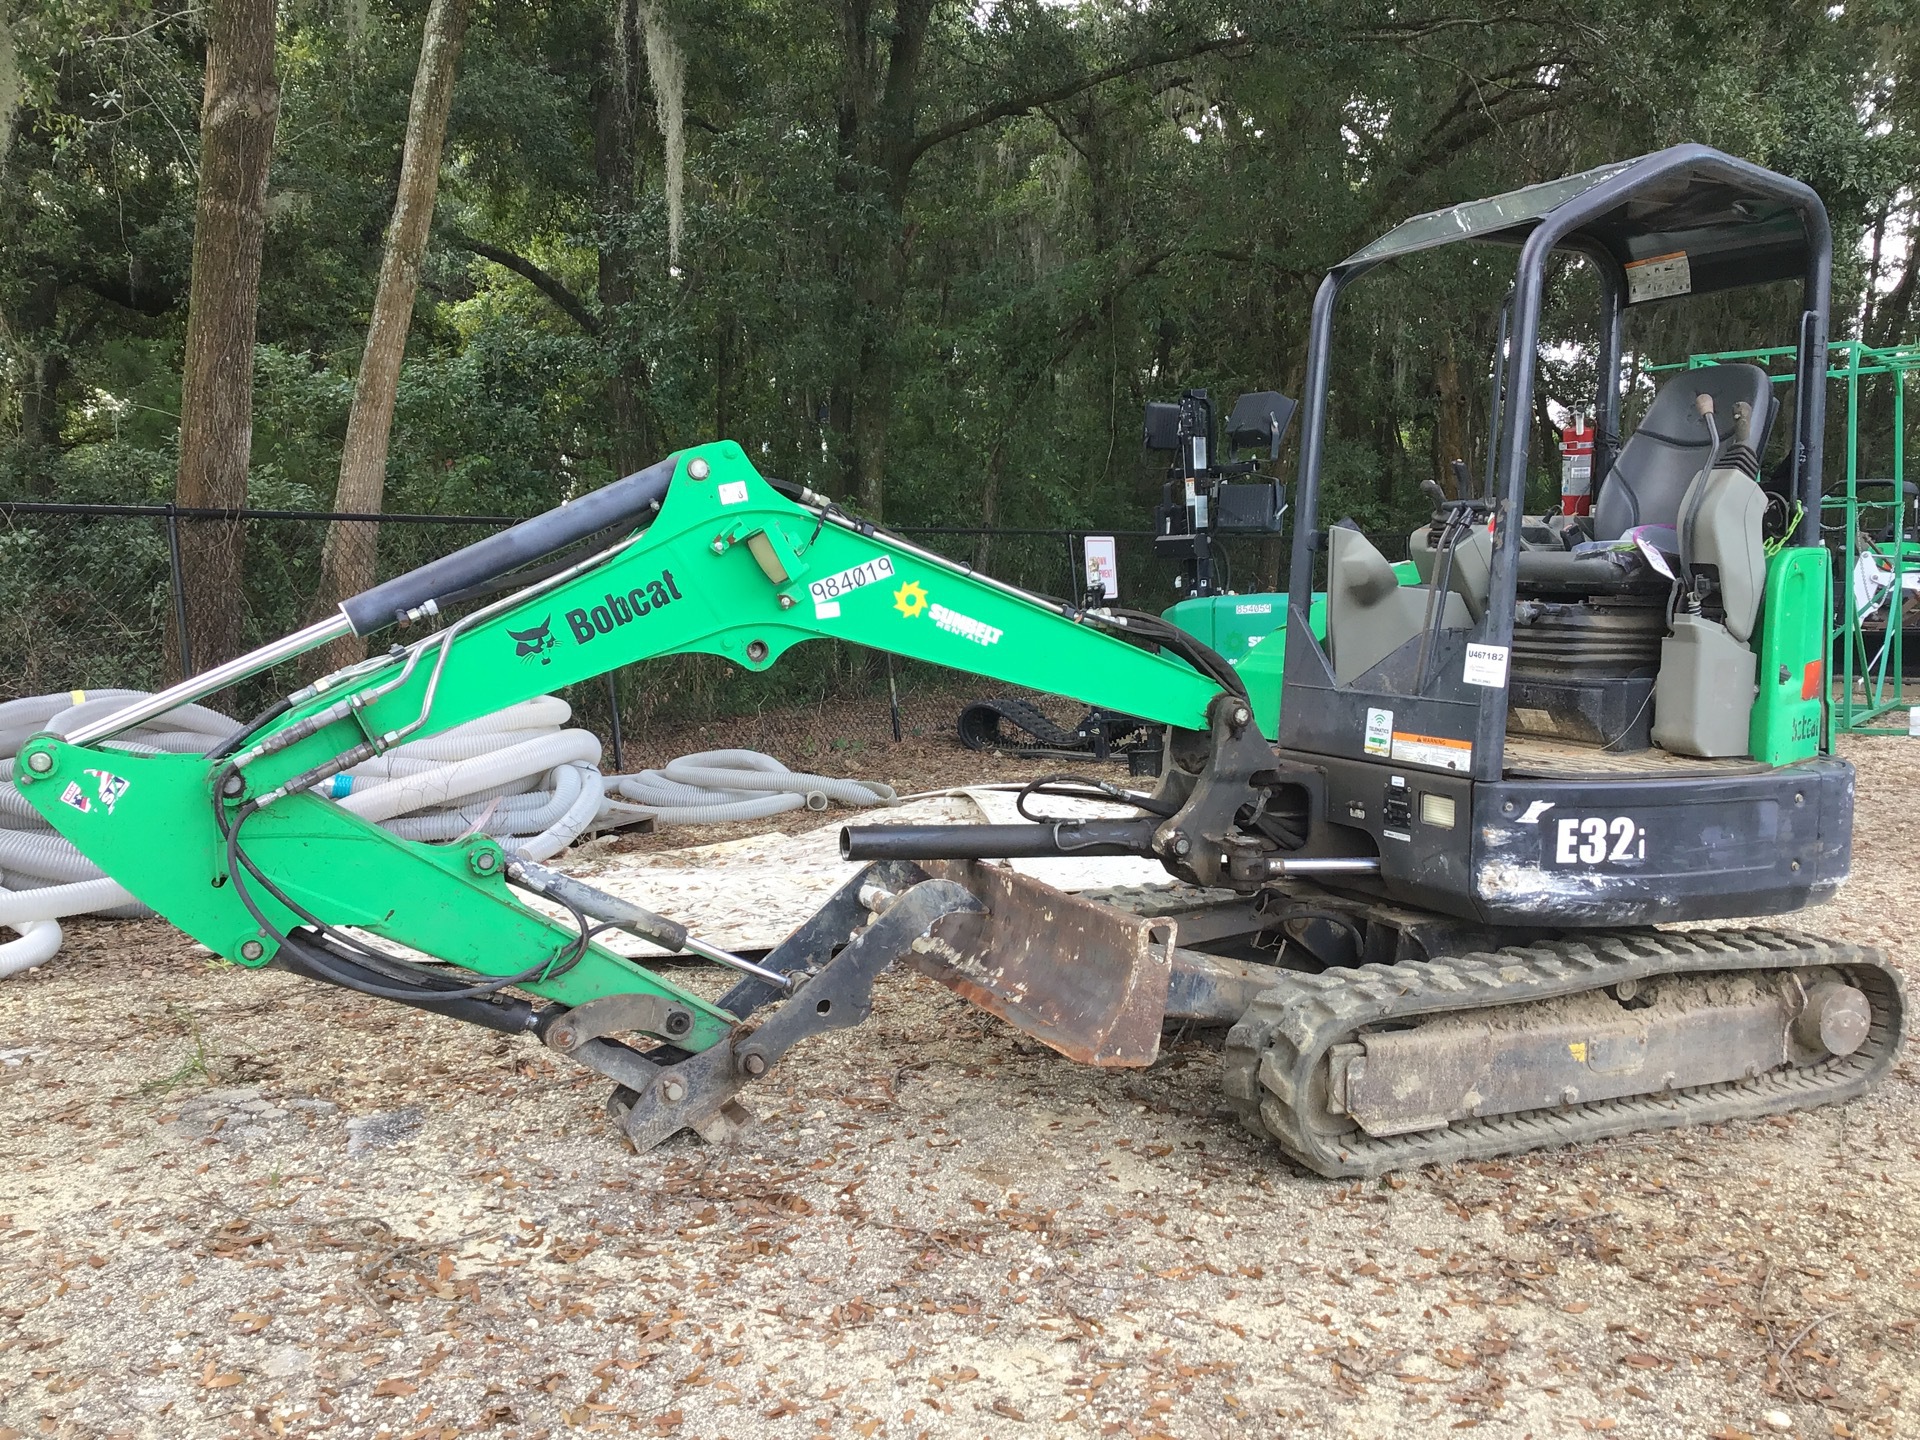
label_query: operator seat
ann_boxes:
[1594,364,1776,539]
[1516,363,1775,589]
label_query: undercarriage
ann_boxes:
[528,854,1904,1178]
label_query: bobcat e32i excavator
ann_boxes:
[18,145,1903,1177]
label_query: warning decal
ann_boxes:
[1625,250,1692,304]
[1391,731,1472,772]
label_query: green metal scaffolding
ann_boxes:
[1653,340,1919,737]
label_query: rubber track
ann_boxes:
[956,697,1141,757]
[1220,928,1906,1178]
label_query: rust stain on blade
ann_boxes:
[909,861,1173,1066]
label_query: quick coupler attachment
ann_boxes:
[608,875,983,1151]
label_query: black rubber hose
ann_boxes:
[339,456,678,635]
[1103,608,1247,700]
[271,932,542,1034]
[221,801,593,1001]
[208,697,293,761]
[841,818,1159,861]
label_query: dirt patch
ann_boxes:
[602,729,1122,860]
[1,739,1916,1439]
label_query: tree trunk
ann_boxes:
[593,0,660,475]
[172,0,279,680]
[714,307,737,441]
[1532,382,1558,509]
[313,0,471,670]
[1432,333,1470,498]
[825,383,855,499]
[12,270,63,496]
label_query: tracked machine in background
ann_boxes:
[19,146,1903,1176]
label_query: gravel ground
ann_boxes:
[2,737,1917,1440]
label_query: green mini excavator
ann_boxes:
[20,145,1903,1176]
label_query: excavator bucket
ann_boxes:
[909,861,1176,1066]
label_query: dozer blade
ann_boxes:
[910,861,1175,1066]
[1222,929,1906,1178]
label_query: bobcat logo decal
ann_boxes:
[509,616,558,666]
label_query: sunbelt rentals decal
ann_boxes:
[892,580,1001,646]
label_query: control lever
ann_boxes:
[1414,462,1485,691]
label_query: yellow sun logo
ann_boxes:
[892,580,929,618]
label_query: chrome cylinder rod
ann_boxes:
[680,935,795,990]
[62,613,356,748]
[1262,857,1382,877]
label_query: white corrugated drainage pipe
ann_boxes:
[0,692,629,976]
[375,763,590,842]
[338,729,603,823]
[0,829,112,884]
[614,748,896,826]
[0,875,135,925]
[0,868,63,978]
[512,764,606,859]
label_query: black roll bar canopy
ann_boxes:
[1285,143,1833,782]
[1295,143,1832,554]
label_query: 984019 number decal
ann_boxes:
[1551,815,1646,865]
[807,555,895,617]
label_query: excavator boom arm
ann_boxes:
[14,445,1227,1056]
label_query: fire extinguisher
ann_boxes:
[1560,411,1594,517]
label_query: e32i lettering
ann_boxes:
[1552,815,1647,865]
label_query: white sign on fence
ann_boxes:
[1083,534,1119,601]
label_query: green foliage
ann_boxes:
[3,0,1917,593]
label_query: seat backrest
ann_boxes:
[1593,364,1775,542]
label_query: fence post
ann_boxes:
[603,673,625,772]
[885,654,903,742]
[165,503,195,679]
[1063,531,1078,603]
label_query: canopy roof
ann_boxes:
[1338,145,1825,301]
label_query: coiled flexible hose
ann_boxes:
[2,692,899,973]
[615,748,895,825]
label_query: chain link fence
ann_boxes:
[0,502,1281,772]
